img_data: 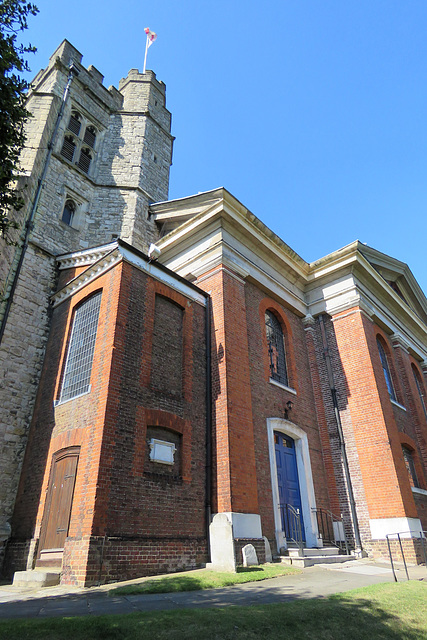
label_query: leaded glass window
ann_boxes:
[412,365,427,421]
[402,446,420,489]
[60,293,102,402]
[377,338,396,401]
[265,310,288,386]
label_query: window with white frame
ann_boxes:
[59,292,102,402]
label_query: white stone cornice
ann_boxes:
[391,333,410,352]
[420,360,427,373]
[56,242,118,270]
[52,250,122,307]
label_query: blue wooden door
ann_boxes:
[275,432,305,541]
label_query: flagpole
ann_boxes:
[143,34,149,74]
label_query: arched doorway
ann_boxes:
[267,418,320,551]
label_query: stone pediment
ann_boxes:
[358,243,427,324]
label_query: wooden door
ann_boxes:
[37,448,79,566]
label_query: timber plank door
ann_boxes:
[37,447,79,567]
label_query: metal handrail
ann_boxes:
[312,507,350,555]
[279,503,304,556]
[385,530,427,582]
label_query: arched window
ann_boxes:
[62,199,76,226]
[78,147,92,174]
[402,446,420,489]
[265,310,288,386]
[60,135,76,162]
[377,337,396,401]
[83,125,96,148]
[60,292,102,402]
[67,110,81,136]
[412,365,427,421]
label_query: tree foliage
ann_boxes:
[0,0,38,243]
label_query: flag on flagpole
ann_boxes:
[145,27,157,47]
[143,27,157,73]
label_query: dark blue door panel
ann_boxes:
[274,432,305,540]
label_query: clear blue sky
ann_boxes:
[22,1,427,293]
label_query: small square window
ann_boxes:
[149,439,176,465]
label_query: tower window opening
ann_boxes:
[83,125,96,148]
[62,199,76,226]
[78,148,92,174]
[61,135,76,162]
[68,111,81,136]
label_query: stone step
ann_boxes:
[280,554,355,568]
[287,547,341,558]
[12,569,61,588]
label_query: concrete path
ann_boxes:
[0,560,425,619]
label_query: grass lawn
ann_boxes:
[111,563,301,595]
[0,581,426,639]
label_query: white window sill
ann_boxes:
[412,486,427,497]
[269,378,297,395]
[391,399,407,412]
[54,386,91,407]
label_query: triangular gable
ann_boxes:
[359,243,427,324]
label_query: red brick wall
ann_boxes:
[7,258,208,585]
[196,266,259,515]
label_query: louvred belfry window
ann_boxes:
[60,293,102,402]
[68,111,81,136]
[265,310,288,386]
[78,148,92,173]
[83,125,96,148]
[61,135,76,162]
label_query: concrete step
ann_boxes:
[12,569,61,588]
[280,554,355,568]
[287,547,341,558]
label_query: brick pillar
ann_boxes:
[332,307,415,522]
[196,265,258,515]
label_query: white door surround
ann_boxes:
[267,418,320,551]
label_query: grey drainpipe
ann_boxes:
[205,294,212,561]
[0,62,79,347]
[318,314,362,551]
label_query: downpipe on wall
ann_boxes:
[0,62,79,347]
[318,314,363,553]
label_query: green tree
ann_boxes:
[0,0,38,243]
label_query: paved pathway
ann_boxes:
[0,560,425,619]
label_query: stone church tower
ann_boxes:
[0,40,173,542]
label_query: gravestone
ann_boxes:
[207,513,236,572]
[263,536,272,562]
[242,543,258,567]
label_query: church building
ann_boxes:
[0,41,426,586]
